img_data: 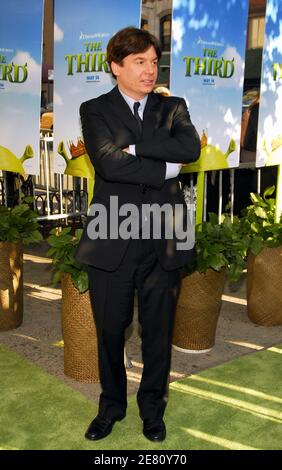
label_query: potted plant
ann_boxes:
[172,213,248,352]
[0,199,42,331]
[47,227,99,383]
[240,186,282,325]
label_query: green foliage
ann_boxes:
[240,186,282,255]
[0,202,43,244]
[184,213,248,283]
[47,227,88,293]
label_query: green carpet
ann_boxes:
[0,343,282,450]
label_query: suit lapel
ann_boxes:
[142,92,161,141]
[107,86,141,138]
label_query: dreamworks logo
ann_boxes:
[87,196,195,251]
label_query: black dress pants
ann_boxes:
[88,237,182,424]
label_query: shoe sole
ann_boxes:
[85,426,113,441]
[143,430,166,442]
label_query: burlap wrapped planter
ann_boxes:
[61,273,99,383]
[0,241,23,331]
[172,269,225,352]
[247,246,282,326]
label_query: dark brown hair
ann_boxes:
[107,26,162,79]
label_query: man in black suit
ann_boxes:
[76,27,200,442]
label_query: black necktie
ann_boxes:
[133,101,143,134]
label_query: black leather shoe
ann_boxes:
[143,419,166,442]
[85,414,125,441]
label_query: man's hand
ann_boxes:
[123,147,129,153]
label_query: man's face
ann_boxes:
[111,45,158,100]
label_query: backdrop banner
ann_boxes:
[53,0,141,177]
[170,0,249,172]
[256,0,282,168]
[0,0,43,175]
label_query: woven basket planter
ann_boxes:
[61,273,99,383]
[0,241,23,331]
[247,246,282,326]
[172,269,225,352]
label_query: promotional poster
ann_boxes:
[0,0,43,175]
[170,0,249,172]
[256,0,282,168]
[53,0,141,177]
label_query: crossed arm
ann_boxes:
[80,98,200,188]
[135,99,201,164]
[80,102,166,188]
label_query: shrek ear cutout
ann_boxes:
[20,145,34,163]
[57,141,69,163]
[227,139,236,156]
[0,144,34,175]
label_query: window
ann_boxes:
[141,18,149,31]
[247,17,265,49]
[160,14,171,52]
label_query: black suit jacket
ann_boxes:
[76,86,200,271]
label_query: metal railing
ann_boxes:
[34,131,88,222]
[0,132,88,227]
[179,161,263,222]
[0,136,275,227]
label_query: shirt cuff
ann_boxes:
[165,162,181,180]
[129,144,136,156]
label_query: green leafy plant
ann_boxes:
[0,198,43,244]
[240,186,282,255]
[184,213,249,282]
[47,227,88,293]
